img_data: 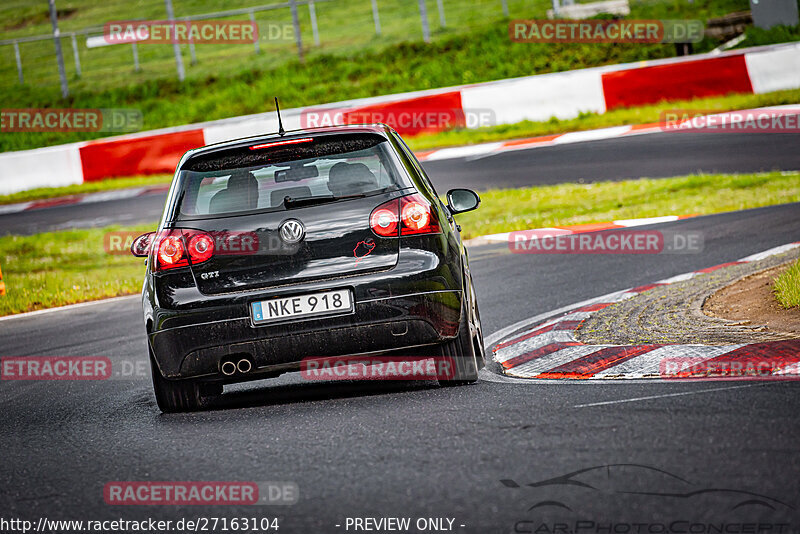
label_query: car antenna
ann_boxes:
[275,97,285,136]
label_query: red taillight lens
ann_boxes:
[370,202,399,237]
[400,194,440,236]
[157,235,186,269]
[187,233,214,263]
[152,229,214,271]
[369,195,440,238]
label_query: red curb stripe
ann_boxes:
[573,303,614,313]
[537,344,661,379]
[502,342,583,370]
[552,222,622,232]
[501,134,561,148]
[494,320,583,352]
[695,261,745,274]
[26,197,81,210]
[673,340,800,379]
[629,283,666,294]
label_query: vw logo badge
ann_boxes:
[279,219,305,244]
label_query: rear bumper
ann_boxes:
[149,289,461,380]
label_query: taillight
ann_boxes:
[187,233,214,263]
[369,194,440,238]
[400,194,440,236]
[370,200,399,237]
[152,229,215,272]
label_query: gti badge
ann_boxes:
[279,219,305,244]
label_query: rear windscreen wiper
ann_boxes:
[283,193,366,209]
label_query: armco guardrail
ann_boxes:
[1,42,799,195]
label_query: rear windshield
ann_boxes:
[174,133,404,219]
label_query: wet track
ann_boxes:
[2,130,800,529]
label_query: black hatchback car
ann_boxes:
[132,124,484,412]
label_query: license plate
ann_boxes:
[251,289,353,324]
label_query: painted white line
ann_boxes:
[0,295,140,323]
[573,382,770,408]
[0,202,33,215]
[739,243,800,262]
[613,215,680,227]
[554,125,633,144]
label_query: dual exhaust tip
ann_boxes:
[220,357,253,376]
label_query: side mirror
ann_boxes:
[446,188,480,215]
[131,232,155,257]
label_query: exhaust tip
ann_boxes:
[237,358,253,374]
[220,361,237,376]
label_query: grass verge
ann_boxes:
[2,171,799,316]
[0,174,173,205]
[0,223,155,316]
[773,259,800,309]
[455,171,800,239]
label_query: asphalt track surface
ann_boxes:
[2,130,800,236]
[2,202,800,530]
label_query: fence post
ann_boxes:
[371,0,381,36]
[309,0,320,46]
[132,42,140,72]
[418,0,431,42]
[164,0,185,82]
[70,33,81,77]
[249,11,260,54]
[501,0,509,18]
[48,0,69,98]
[289,0,304,62]
[436,0,446,27]
[13,41,24,83]
[551,0,560,17]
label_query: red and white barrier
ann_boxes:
[1,42,798,195]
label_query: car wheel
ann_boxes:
[437,295,480,386]
[149,347,220,413]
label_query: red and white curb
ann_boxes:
[0,184,170,216]
[490,243,800,380]
[465,214,695,246]
[417,105,800,162]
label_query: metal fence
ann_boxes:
[0,0,565,96]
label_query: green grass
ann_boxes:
[4,0,783,153]
[407,88,800,150]
[0,174,172,205]
[773,259,800,309]
[2,170,799,316]
[0,223,156,316]
[455,171,800,239]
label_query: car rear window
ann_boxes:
[174,133,404,218]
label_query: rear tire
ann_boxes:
[149,348,220,413]
[437,296,480,386]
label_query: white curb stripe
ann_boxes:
[490,241,800,381]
